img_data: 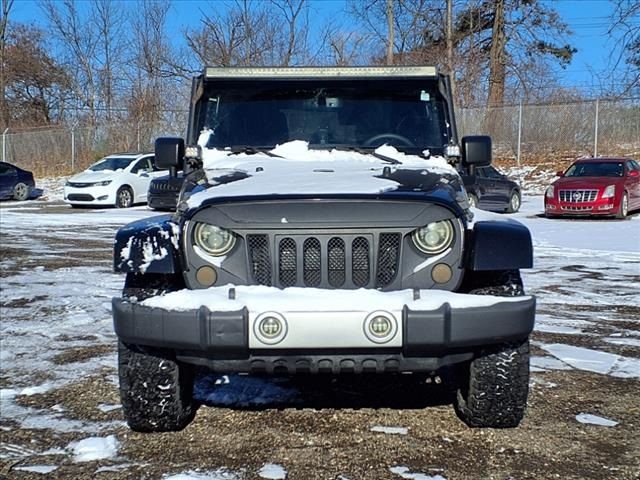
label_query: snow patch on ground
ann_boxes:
[575,413,619,427]
[14,465,59,474]
[390,466,447,480]
[257,463,287,479]
[541,344,640,378]
[163,469,241,480]
[68,435,119,462]
[371,425,409,435]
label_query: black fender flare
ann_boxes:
[114,214,182,274]
[465,220,533,271]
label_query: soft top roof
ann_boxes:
[203,66,438,80]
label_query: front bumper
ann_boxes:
[545,198,617,216]
[64,185,116,205]
[148,192,178,210]
[112,292,535,373]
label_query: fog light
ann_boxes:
[254,312,287,345]
[370,316,392,337]
[431,263,452,284]
[364,311,397,344]
[97,195,108,200]
[196,266,217,287]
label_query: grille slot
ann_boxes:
[247,235,272,286]
[278,238,297,287]
[303,238,321,286]
[559,189,598,203]
[327,237,346,287]
[352,237,370,287]
[376,233,401,287]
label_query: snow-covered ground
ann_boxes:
[0,188,639,478]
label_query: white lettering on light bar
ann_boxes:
[204,66,438,79]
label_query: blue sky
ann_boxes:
[8,0,626,95]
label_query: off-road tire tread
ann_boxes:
[455,340,529,428]
[118,341,196,432]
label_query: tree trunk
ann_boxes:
[386,0,394,65]
[487,0,506,107]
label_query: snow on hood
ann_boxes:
[186,140,456,208]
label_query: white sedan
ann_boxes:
[64,153,166,208]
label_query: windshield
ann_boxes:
[565,162,624,177]
[195,80,450,154]
[89,157,135,172]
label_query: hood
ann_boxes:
[553,176,623,189]
[69,171,119,183]
[184,141,466,210]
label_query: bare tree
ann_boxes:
[185,0,311,67]
[610,0,639,94]
[1,0,15,127]
[3,23,71,126]
[41,0,99,124]
[92,0,126,121]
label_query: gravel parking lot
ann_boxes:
[1,197,639,480]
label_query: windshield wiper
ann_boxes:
[229,146,283,158]
[331,146,402,165]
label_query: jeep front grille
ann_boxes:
[246,233,401,289]
[559,189,598,203]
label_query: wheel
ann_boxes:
[116,186,134,208]
[13,182,29,201]
[454,340,530,428]
[118,341,196,432]
[616,192,629,219]
[468,193,478,209]
[454,269,529,428]
[363,133,415,147]
[506,191,521,213]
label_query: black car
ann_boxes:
[148,172,184,211]
[0,162,35,201]
[461,165,521,213]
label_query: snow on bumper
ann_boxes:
[113,286,535,357]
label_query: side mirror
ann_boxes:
[628,170,639,178]
[461,136,491,167]
[556,171,564,177]
[155,137,184,171]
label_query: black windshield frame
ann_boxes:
[192,79,453,156]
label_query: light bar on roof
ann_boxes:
[204,66,438,79]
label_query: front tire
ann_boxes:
[455,269,529,428]
[13,182,29,201]
[616,192,629,219]
[506,191,521,213]
[118,341,196,432]
[454,340,530,428]
[116,186,134,208]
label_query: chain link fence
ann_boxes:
[458,97,640,166]
[2,115,187,177]
[2,98,639,177]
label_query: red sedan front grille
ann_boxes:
[559,189,598,203]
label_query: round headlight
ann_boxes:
[193,222,235,256]
[412,220,454,255]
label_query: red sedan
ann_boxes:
[545,157,640,219]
